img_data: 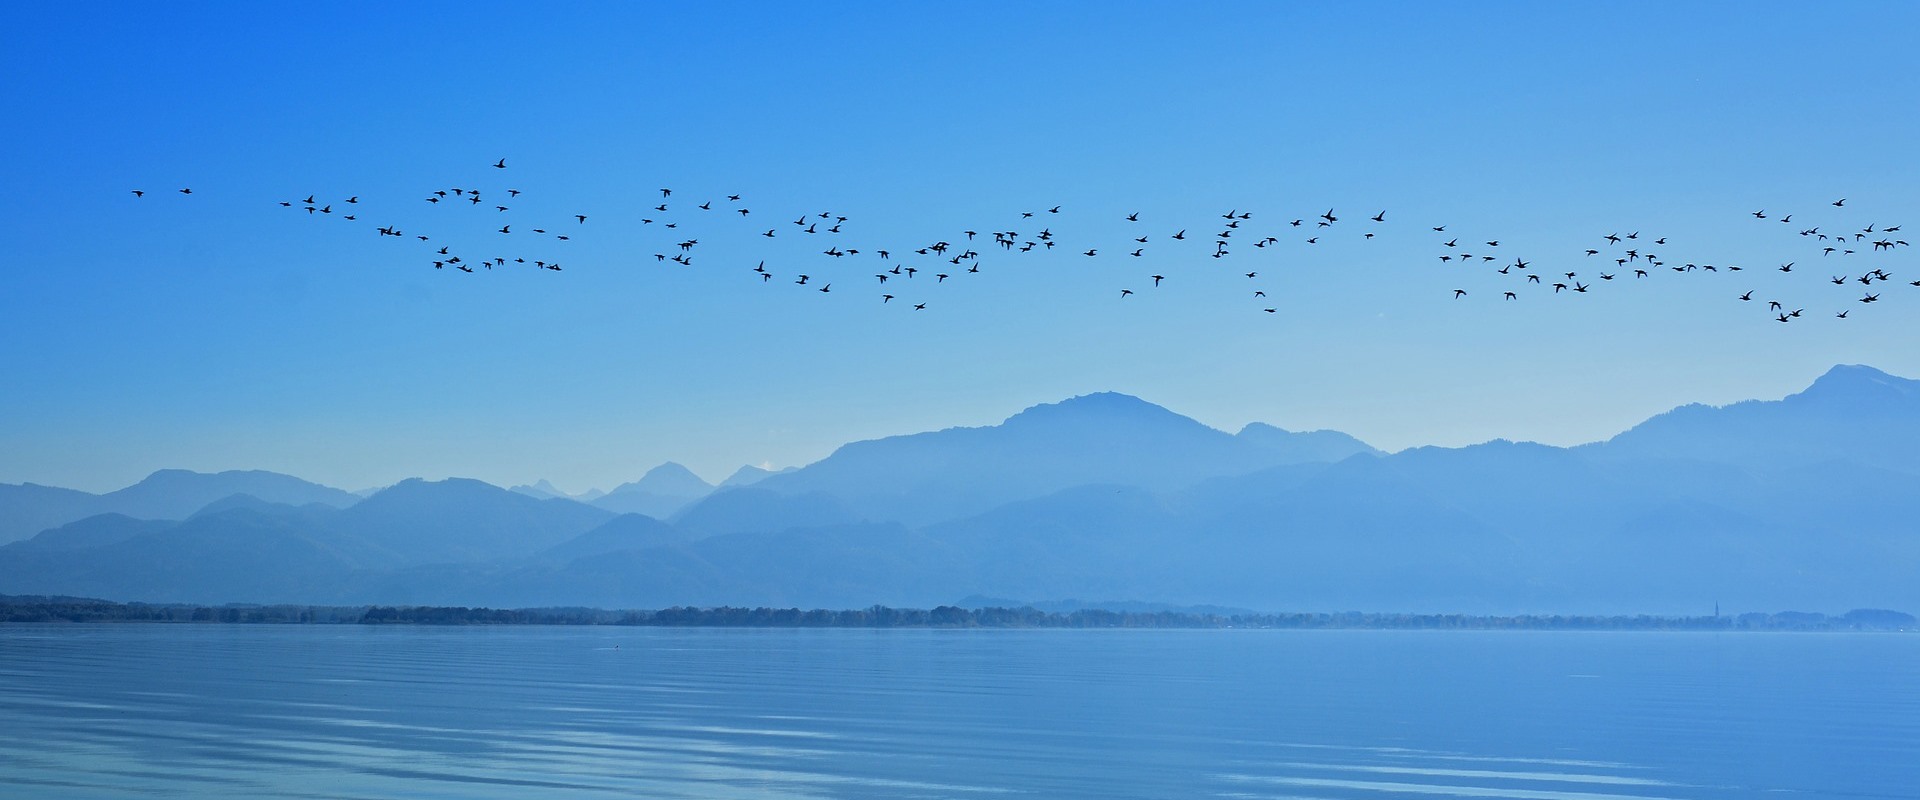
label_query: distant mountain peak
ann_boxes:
[644,461,709,483]
[136,468,285,485]
[720,464,796,488]
[608,462,713,497]
[1591,363,1919,476]
[591,462,716,519]
[1235,422,1382,463]
[1002,392,1204,430]
[1795,364,1917,403]
[377,476,494,497]
[509,479,576,500]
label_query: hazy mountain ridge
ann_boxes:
[743,392,1364,526]
[2,365,1916,612]
[591,462,716,518]
[1584,364,1920,476]
[0,469,361,545]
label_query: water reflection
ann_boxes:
[1,627,1915,798]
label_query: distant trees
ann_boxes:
[0,595,1912,631]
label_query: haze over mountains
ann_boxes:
[3,365,1916,614]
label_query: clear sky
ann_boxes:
[3,1,1917,493]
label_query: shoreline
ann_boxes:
[2,595,1912,632]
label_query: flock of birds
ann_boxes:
[132,161,1913,323]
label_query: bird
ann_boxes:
[493,159,506,169]
[131,190,144,198]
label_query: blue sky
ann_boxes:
[3,2,1917,493]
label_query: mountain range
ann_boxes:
[2,364,1915,613]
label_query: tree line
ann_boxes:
[2,595,1912,631]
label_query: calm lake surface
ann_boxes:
[1,626,1915,799]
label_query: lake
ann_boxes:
[1,625,1916,798]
